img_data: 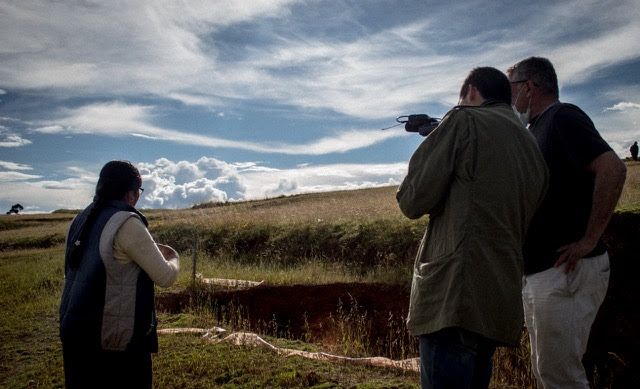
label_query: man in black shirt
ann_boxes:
[508,57,627,388]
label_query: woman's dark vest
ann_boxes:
[59,201,158,352]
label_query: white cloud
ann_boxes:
[481,1,640,90]
[604,102,640,112]
[0,127,32,147]
[66,166,99,182]
[0,171,42,181]
[135,157,406,209]
[239,161,407,200]
[32,125,64,134]
[263,178,298,198]
[0,179,94,211]
[2,1,639,120]
[0,166,97,211]
[228,20,465,117]
[0,155,404,211]
[0,0,299,95]
[0,116,25,123]
[0,160,33,171]
[550,23,640,86]
[593,97,640,158]
[137,157,247,208]
[167,93,223,108]
[34,102,405,154]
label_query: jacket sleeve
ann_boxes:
[396,110,462,219]
[114,217,180,288]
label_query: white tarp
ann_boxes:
[158,327,420,372]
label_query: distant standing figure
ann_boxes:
[631,141,638,161]
[508,57,627,388]
[397,67,548,389]
[59,161,180,389]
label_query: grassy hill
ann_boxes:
[4,161,639,250]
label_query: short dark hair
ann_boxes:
[95,160,142,202]
[507,57,559,98]
[459,67,512,105]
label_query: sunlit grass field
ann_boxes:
[3,162,639,253]
[617,160,640,211]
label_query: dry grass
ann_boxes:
[174,255,412,288]
[153,161,640,227]
[150,186,404,228]
[0,214,73,251]
[2,161,638,249]
[618,161,640,211]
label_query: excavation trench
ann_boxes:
[156,282,415,359]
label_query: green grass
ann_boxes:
[0,214,72,251]
[173,254,413,289]
[0,247,421,388]
[0,246,518,388]
[155,334,419,388]
[152,217,426,280]
[0,248,66,388]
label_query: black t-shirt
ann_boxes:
[523,103,611,275]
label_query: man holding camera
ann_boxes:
[397,67,548,388]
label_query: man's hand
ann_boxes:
[555,238,597,273]
[555,152,626,274]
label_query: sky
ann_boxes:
[1,0,639,213]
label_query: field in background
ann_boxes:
[3,162,639,256]
[617,160,640,211]
[1,161,639,388]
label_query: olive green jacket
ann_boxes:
[397,102,548,345]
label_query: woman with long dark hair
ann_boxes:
[59,160,179,388]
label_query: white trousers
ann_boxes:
[522,253,610,389]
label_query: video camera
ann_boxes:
[382,114,441,136]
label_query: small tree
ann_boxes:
[6,203,24,215]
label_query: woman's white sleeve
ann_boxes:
[114,217,180,287]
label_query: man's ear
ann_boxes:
[524,80,535,98]
[468,85,477,102]
[459,85,475,105]
[467,85,485,106]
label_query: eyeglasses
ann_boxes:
[138,188,145,194]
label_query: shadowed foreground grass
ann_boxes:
[0,246,536,388]
[0,246,528,388]
[155,335,418,388]
[0,247,421,388]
